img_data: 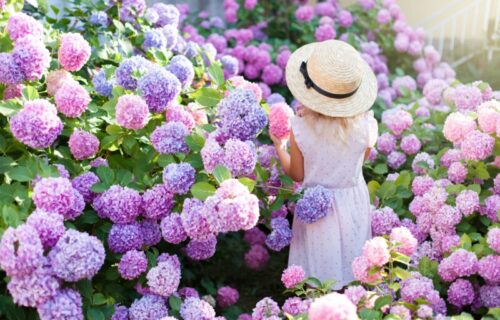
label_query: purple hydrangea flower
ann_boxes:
[116,94,150,130]
[180,297,216,320]
[142,28,167,50]
[58,33,91,72]
[96,185,142,224]
[479,285,500,308]
[33,177,84,220]
[72,172,100,203]
[116,56,154,90]
[150,122,189,154]
[0,225,44,277]
[153,3,180,27]
[7,262,59,308]
[371,207,401,236]
[10,100,63,149]
[447,279,475,308]
[7,12,43,42]
[118,250,148,280]
[376,133,397,155]
[295,185,333,223]
[107,223,144,254]
[438,249,478,282]
[140,219,162,246]
[163,162,195,194]
[128,294,168,320]
[111,305,129,320]
[119,0,146,22]
[12,36,50,81]
[142,184,174,220]
[221,55,239,79]
[217,88,267,141]
[26,210,65,249]
[166,55,194,89]
[412,152,435,175]
[181,198,211,240]
[224,139,257,176]
[92,69,114,97]
[478,255,500,284]
[252,297,280,320]
[454,84,482,111]
[55,80,91,118]
[265,217,292,251]
[0,53,24,85]
[217,286,239,308]
[37,289,83,320]
[138,68,181,113]
[89,11,109,27]
[146,259,181,297]
[49,230,105,282]
[201,138,225,173]
[185,235,217,260]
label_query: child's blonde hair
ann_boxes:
[301,107,362,144]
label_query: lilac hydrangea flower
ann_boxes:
[111,305,129,320]
[252,297,280,320]
[49,230,105,282]
[68,130,99,160]
[185,235,217,260]
[119,0,146,22]
[221,55,239,79]
[166,55,194,89]
[180,297,216,320]
[37,289,83,320]
[96,185,142,224]
[72,172,100,203]
[0,225,44,277]
[142,28,167,50]
[412,152,435,175]
[92,69,114,97]
[128,294,168,320]
[55,80,91,118]
[116,56,154,90]
[26,210,65,249]
[265,217,292,251]
[438,249,478,282]
[33,177,84,220]
[245,244,269,270]
[7,12,43,42]
[282,297,310,316]
[400,134,421,155]
[217,88,267,141]
[447,279,475,308]
[0,53,24,85]
[10,99,63,149]
[153,3,180,27]
[201,138,225,173]
[160,213,188,244]
[138,68,181,113]
[162,162,195,194]
[181,198,211,240]
[150,122,189,154]
[217,286,239,308]
[118,250,148,280]
[116,94,149,130]
[7,262,59,307]
[224,139,257,176]
[140,219,162,246]
[371,207,401,236]
[146,259,181,297]
[107,223,144,253]
[12,36,50,81]
[142,184,174,219]
[89,11,109,27]
[295,185,333,223]
[454,84,482,111]
[479,285,500,308]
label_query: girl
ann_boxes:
[270,40,379,290]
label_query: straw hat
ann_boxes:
[286,40,378,118]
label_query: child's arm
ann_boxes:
[270,130,304,182]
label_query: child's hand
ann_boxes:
[270,132,288,149]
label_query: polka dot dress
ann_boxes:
[288,111,378,290]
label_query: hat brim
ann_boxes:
[286,41,378,118]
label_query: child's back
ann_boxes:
[288,110,378,289]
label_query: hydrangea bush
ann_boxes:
[0,0,498,319]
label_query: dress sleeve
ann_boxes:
[291,116,306,154]
[365,111,378,148]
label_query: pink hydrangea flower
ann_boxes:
[352,256,382,283]
[390,227,418,256]
[460,130,494,161]
[456,189,479,216]
[116,94,149,130]
[46,70,73,97]
[412,175,434,196]
[487,228,500,253]
[269,102,293,139]
[55,80,91,118]
[443,112,476,144]
[295,5,314,22]
[308,293,357,320]
[362,237,390,267]
[58,33,91,72]
[281,265,306,289]
[382,108,413,136]
[400,134,421,155]
[447,162,467,184]
[7,12,43,42]
[477,100,500,134]
[68,130,99,160]
[315,24,336,41]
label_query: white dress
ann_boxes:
[288,111,378,290]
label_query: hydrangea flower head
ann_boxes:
[12,36,50,81]
[26,210,65,249]
[116,56,154,90]
[166,55,194,89]
[0,53,24,85]
[308,293,357,320]
[55,80,91,118]
[371,207,401,236]
[47,69,72,97]
[252,297,280,320]
[7,13,43,42]
[118,250,147,280]
[97,185,142,224]
[116,94,149,130]
[58,33,91,71]
[181,198,211,240]
[180,297,216,320]
[107,223,144,254]
[151,122,189,154]
[37,289,83,320]
[281,265,306,289]
[162,162,195,194]
[160,213,188,244]
[142,184,173,220]
[128,294,168,320]
[33,177,84,219]
[269,102,294,139]
[217,286,239,308]
[363,237,390,267]
[443,112,476,144]
[185,235,217,260]
[461,130,494,161]
[68,130,99,160]
[295,185,333,223]
[138,68,181,113]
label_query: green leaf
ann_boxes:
[373,163,388,175]
[213,165,232,184]
[359,308,383,320]
[374,296,393,311]
[0,100,22,116]
[367,180,381,203]
[3,205,20,227]
[192,87,222,107]
[158,154,175,167]
[8,166,33,182]
[460,233,472,250]
[106,125,123,135]
[185,133,205,152]
[22,86,39,100]
[395,171,411,188]
[97,166,115,185]
[394,267,411,280]
[169,296,182,312]
[208,62,225,87]
[0,156,15,173]
[377,181,397,200]
[92,293,106,306]
[305,277,322,288]
[190,182,216,200]
[269,196,285,211]
[238,177,255,192]
[418,256,438,279]
[87,308,105,320]
[392,252,411,265]
[91,183,109,193]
